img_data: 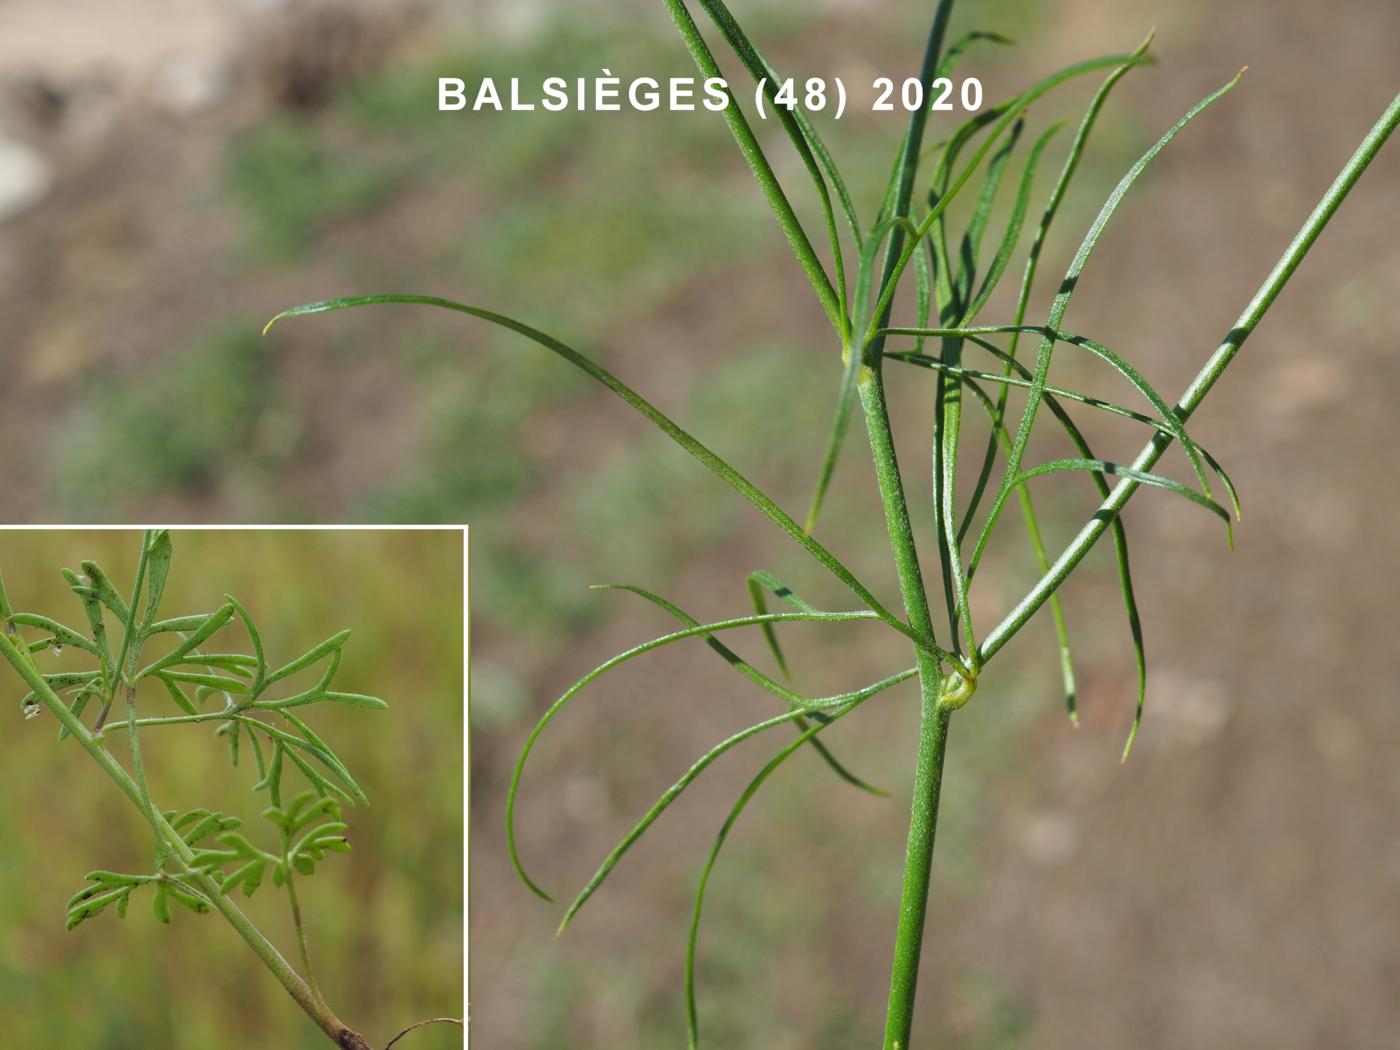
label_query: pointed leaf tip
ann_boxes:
[1121,717,1142,762]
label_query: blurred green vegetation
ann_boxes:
[53,325,300,516]
[227,116,405,261]
[24,7,1158,1046]
[0,530,462,1048]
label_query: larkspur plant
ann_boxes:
[0,532,460,1050]
[266,2,1400,1046]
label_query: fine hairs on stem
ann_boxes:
[266,3,1400,1044]
[0,532,462,1049]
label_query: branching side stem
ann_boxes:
[287,871,331,1016]
[979,90,1400,663]
[0,623,370,1049]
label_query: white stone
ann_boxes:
[0,138,53,222]
[151,53,236,116]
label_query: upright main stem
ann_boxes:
[883,697,952,1050]
[862,366,953,1050]
[858,5,957,1048]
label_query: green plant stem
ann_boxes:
[95,531,154,733]
[113,531,152,682]
[102,709,249,730]
[383,1018,465,1049]
[287,871,331,1015]
[660,0,842,331]
[861,366,951,1048]
[124,682,169,868]
[0,631,370,1049]
[856,6,958,1049]
[883,699,952,1050]
[979,89,1400,664]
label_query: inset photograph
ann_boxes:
[0,529,464,1049]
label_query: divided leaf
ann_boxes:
[66,870,210,931]
[190,830,279,899]
[66,871,142,930]
[0,530,386,964]
[165,807,244,847]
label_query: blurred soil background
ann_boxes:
[1,0,1398,1047]
[0,529,463,1047]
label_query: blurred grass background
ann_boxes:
[0,529,463,1048]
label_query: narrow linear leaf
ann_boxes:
[139,530,174,632]
[569,674,893,938]
[252,738,286,804]
[597,582,887,796]
[960,360,1148,747]
[502,609,878,902]
[286,794,341,835]
[264,296,938,660]
[145,614,217,636]
[659,0,842,329]
[279,711,368,804]
[954,117,1024,309]
[139,604,236,677]
[247,726,267,784]
[263,629,352,689]
[557,705,825,935]
[8,614,100,657]
[60,689,97,741]
[226,595,267,698]
[290,822,350,861]
[884,335,1235,515]
[79,561,131,622]
[177,654,257,675]
[960,121,1065,327]
[283,746,354,805]
[24,670,101,695]
[317,691,388,710]
[0,569,12,621]
[687,705,860,1046]
[996,71,1244,549]
[63,568,117,672]
[159,675,200,717]
[745,574,790,681]
[257,648,341,709]
[960,376,1079,719]
[151,882,172,925]
[156,670,248,693]
[1010,458,1229,524]
[936,31,1014,79]
[866,50,1151,347]
[805,215,926,535]
[742,568,828,684]
[249,715,363,804]
[220,718,241,767]
[164,880,212,914]
[691,0,853,320]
